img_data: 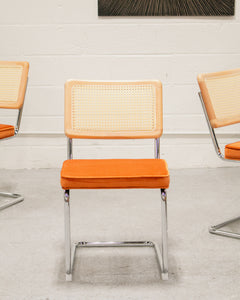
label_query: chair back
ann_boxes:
[198,69,240,128]
[65,80,162,139]
[0,61,29,109]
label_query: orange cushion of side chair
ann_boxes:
[225,141,240,160]
[61,159,170,189]
[0,124,15,139]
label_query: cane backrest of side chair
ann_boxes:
[198,69,240,128]
[0,61,29,109]
[65,80,162,139]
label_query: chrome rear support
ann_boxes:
[154,138,160,159]
[67,138,73,160]
[14,107,23,135]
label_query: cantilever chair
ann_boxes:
[60,80,170,281]
[0,61,29,210]
[198,68,240,239]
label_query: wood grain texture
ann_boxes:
[98,0,235,16]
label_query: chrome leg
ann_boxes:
[209,216,240,239]
[69,240,165,281]
[161,189,168,280]
[0,192,24,211]
[64,190,72,281]
[64,189,169,282]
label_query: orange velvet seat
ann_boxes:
[225,142,240,160]
[0,124,15,139]
[61,159,169,190]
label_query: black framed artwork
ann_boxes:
[98,0,235,16]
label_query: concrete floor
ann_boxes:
[0,168,239,300]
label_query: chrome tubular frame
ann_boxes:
[199,92,240,239]
[64,137,168,281]
[0,105,26,211]
[154,137,160,159]
[14,107,23,135]
[199,92,240,163]
[0,192,24,211]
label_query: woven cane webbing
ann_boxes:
[66,81,162,138]
[206,73,240,125]
[0,65,23,105]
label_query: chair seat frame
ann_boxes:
[64,137,169,281]
[199,92,240,239]
[0,107,24,210]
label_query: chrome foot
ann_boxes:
[66,273,72,281]
[161,272,168,280]
[0,192,24,211]
[66,240,168,281]
[209,216,240,239]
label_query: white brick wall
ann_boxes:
[0,0,240,168]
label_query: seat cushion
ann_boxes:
[0,124,15,139]
[61,159,169,189]
[225,141,240,160]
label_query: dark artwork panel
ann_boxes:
[98,0,235,16]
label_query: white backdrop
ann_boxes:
[0,0,240,168]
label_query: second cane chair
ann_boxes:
[0,61,29,210]
[60,80,170,281]
[198,68,240,239]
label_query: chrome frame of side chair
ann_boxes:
[64,137,168,281]
[0,106,25,211]
[199,92,240,239]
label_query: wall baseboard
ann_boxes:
[0,133,239,169]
